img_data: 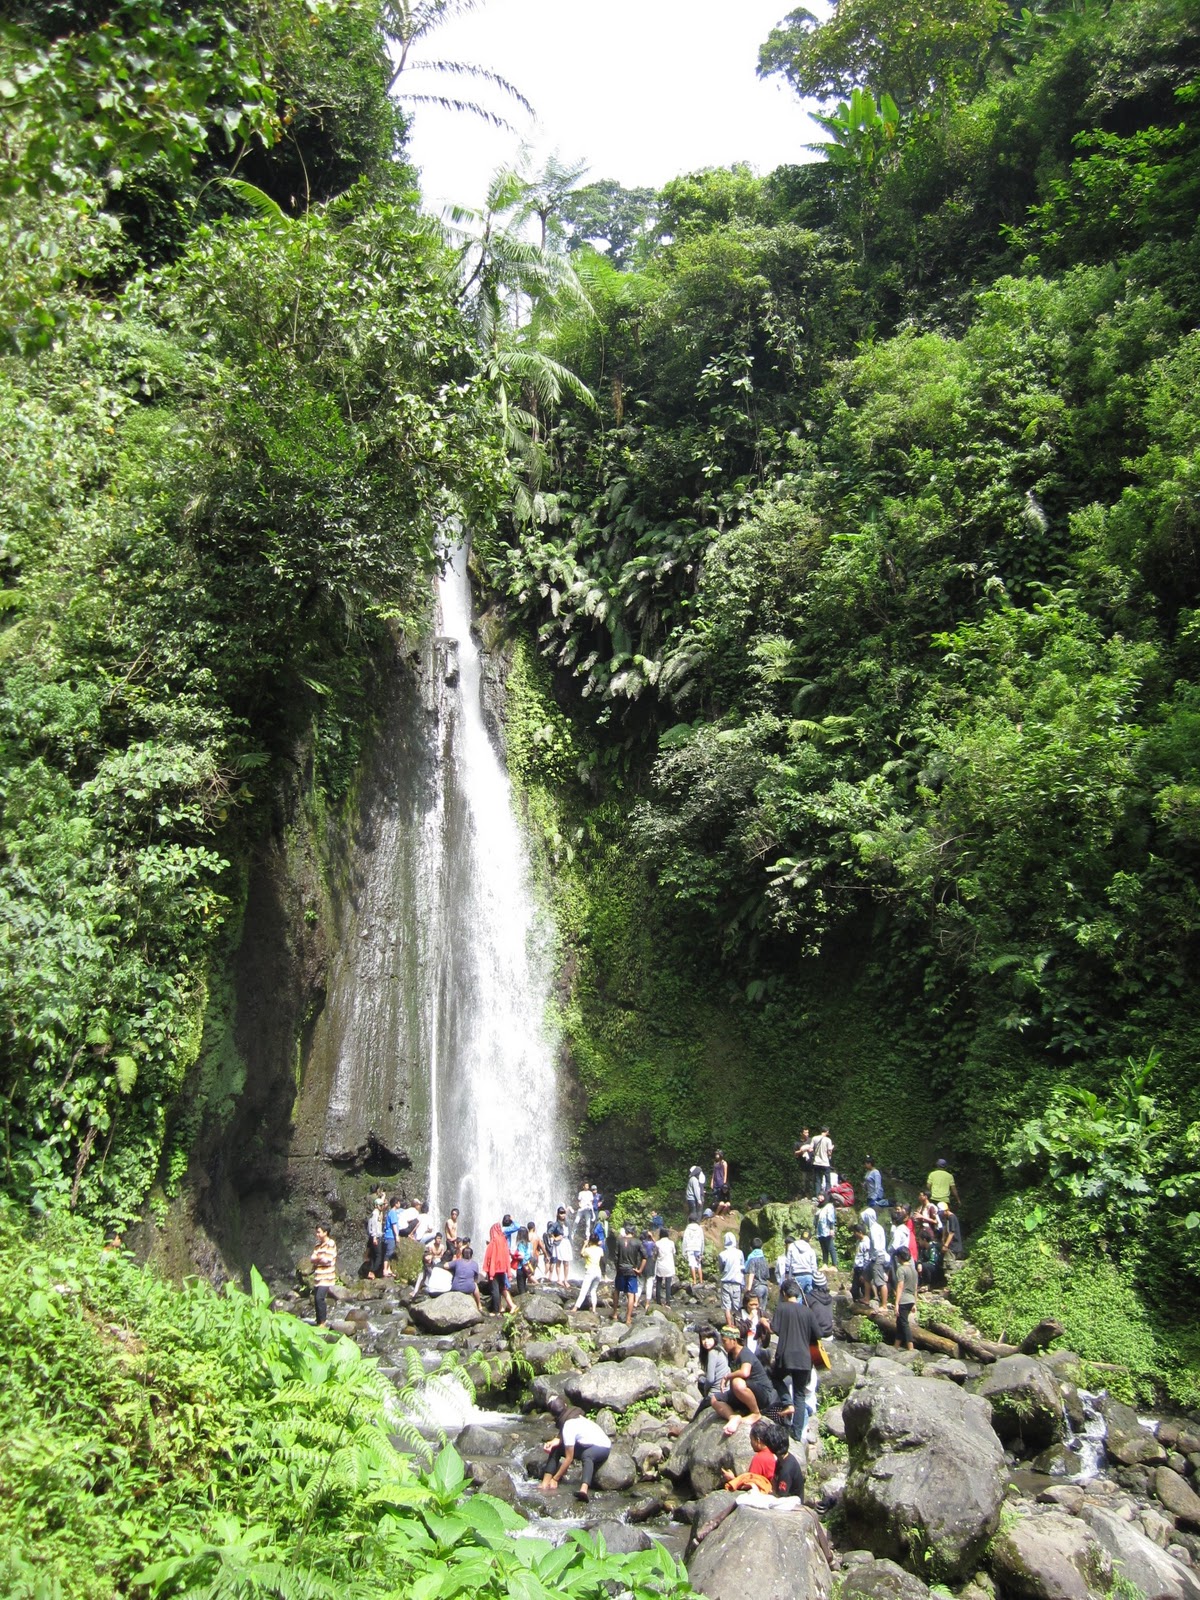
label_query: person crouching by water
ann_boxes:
[540,1396,611,1502]
[311,1226,337,1326]
[483,1222,516,1314]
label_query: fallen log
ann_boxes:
[923,1319,1017,1363]
[1018,1318,1065,1356]
[860,1306,960,1357]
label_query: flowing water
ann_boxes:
[426,543,565,1234]
[299,543,564,1243]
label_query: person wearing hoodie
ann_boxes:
[685,1165,706,1222]
[718,1231,745,1320]
[861,1207,890,1308]
[482,1222,516,1314]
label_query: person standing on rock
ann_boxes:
[574,1231,605,1311]
[785,1231,817,1293]
[686,1165,705,1223]
[382,1197,403,1278]
[815,1193,838,1267]
[744,1237,770,1298]
[712,1150,731,1212]
[637,1229,657,1310]
[811,1127,834,1197]
[718,1231,745,1321]
[863,1157,886,1210]
[862,1207,890,1308]
[445,1207,460,1250]
[653,1228,677,1305]
[927,1158,959,1209]
[366,1198,384,1280]
[575,1181,595,1241]
[311,1226,337,1327]
[611,1221,646,1327]
[794,1128,814,1196]
[482,1222,516,1314]
[540,1397,611,1502]
[710,1326,776,1436]
[682,1217,705,1285]
[771,1278,817,1444]
[894,1245,919,1350]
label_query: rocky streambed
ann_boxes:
[273,1267,1200,1600]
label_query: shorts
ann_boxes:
[616,1271,639,1296]
[687,1249,702,1268]
[872,1257,889,1286]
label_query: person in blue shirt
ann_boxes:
[863,1157,886,1210]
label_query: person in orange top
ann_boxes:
[482,1221,516,1314]
[311,1226,337,1327]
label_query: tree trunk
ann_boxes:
[862,1306,960,1356]
[1018,1318,1065,1355]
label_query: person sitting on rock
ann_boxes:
[722,1417,776,1492]
[540,1397,611,1502]
[710,1326,778,1436]
[447,1244,483,1309]
[764,1419,805,1499]
[695,1325,731,1417]
[682,1218,705,1285]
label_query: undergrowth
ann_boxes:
[0,1202,694,1600]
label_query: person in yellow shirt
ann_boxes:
[927,1159,959,1208]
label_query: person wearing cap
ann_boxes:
[685,1165,706,1222]
[710,1326,778,1436]
[927,1159,959,1207]
[540,1397,611,1501]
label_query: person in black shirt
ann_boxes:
[711,1326,777,1435]
[611,1222,646,1327]
[762,1420,805,1500]
[771,1278,818,1442]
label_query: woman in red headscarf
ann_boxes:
[483,1222,516,1314]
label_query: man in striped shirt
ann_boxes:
[312,1226,337,1326]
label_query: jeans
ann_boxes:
[314,1286,329,1325]
[818,1235,837,1266]
[654,1275,673,1305]
[777,1367,813,1441]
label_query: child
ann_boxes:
[721,1418,776,1492]
[763,1419,805,1499]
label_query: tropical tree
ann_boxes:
[381,0,532,126]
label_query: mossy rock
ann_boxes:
[740,1200,814,1262]
[391,1237,425,1284]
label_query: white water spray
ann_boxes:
[426,543,564,1236]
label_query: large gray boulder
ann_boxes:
[840,1558,932,1600]
[664,1408,756,1497]
[1104,1400,1166,1467]
[842,1368,1006,1581]
[991,1511,1113,1600]
[1157,1467,1200,1528]
[408,1292,483,1333]
[1079,1505,1200,1600]
[566,1356,660,1410]
[522,1294,569,1327]
[687,1504,832,1600]
[523,1337,591,1374]
[973,1356,1065,1454]
[594,1449,638,1491]
[456,1423,504,1457]
[604,1317,686,1366]
[590,1520,656,1554]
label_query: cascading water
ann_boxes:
[426,543,565,1234]
[296,543,564,1244]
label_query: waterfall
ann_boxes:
[426,543,564,1237]
[296,543,564,1247]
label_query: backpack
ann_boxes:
[828,1180,855,1209]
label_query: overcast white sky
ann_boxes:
[402,0,822,214]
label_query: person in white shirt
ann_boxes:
[816,1195,838,1266]
[718,1232,745,1319]
[574,1182,595,1240]
[785,1232,818,1290]
[653,1230,677,1305]
[411,1200,436,1244]
[540,1397,611,1501]
[811,1127,834,1196]
[681,1219,705,1285]
[862,1207,890,1308]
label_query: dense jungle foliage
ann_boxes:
[485,0,1200,1394]
[0,1202,691,1599]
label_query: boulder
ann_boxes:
[522,1295,569,1328]
[523,1337,590,1374]
[566,1357,661,1411]
[632,1438,666,1477]
[531,1372,574,1411]
[992,1511,1113,1600]
[687,1503,832,1600]
[1158,1469,1200,1528]
[594,1449,638,1491]
[1104,1400,1167,1467]
[456,1423,504,1457]
[1079,1505,1200,1600]
[605,1318,686,1366]
[590,1520,656,1554]
[665,1408,756,1498]
[842,1368,1006,1581]
[823,1404,847,1440]
[408,1292,483,1333]
[924,1358,972,1385]
[840,1558,932,1600]
[973,1356,1065,1454]
[822,1345,866,1397]
[687,1490,739,1548]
